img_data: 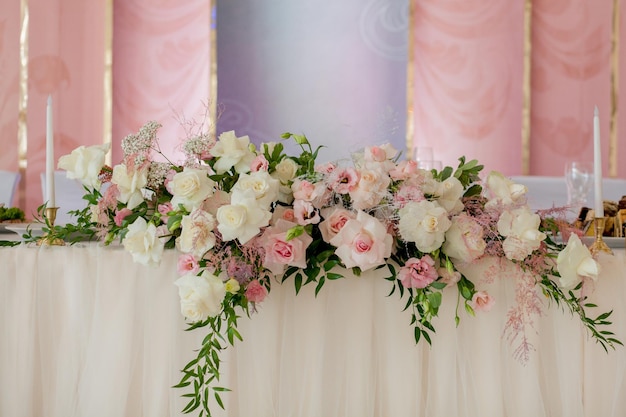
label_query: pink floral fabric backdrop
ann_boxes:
[112,0,213,165]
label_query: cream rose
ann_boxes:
[349,167,391,210]
[484,171,528,208]
[177,208,217,258]
[557,234,600,289]
[497,207,546,261]
[442,213,486,263]
[111,163,148,210]
[231,171,280,209]
[210,130,256,174]
[168,167,215,211]
[122,217,165,267]
[398,200,452,253]
[436,176,464,214]
[216,189,271,244]
[58,143,110,189]
[174,270,226,322]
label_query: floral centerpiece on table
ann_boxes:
[46,121,620,416]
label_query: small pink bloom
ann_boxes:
[330,167,359,194]
[293,199,320,225]
[250,154,269,172]
[158,202,174,223]
[471,291,495,312]
[114,208,133,226]
[292,179,317,201]
[437,267,461,286]
[177,254,199,275]
[365,146,387,162]
[245,280,267,303]
[394,184,425,208]
[272,205,296,223]
[315,162,336,174]
[389,160,419,180]
[398,256,438,289]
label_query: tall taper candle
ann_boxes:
[593,106,603,217]
[46,95,56,207]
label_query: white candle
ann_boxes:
[46,95,56,207]
[593,106,603,217]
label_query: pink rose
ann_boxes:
[114,208,133,227]
[319,207,356,243]
[260,219,312,275]
[250,154,269,172]
[330,210,393,271]
[177,254,199,275]
[292,179,316,201]
[293,199,320,225]
[245,280,267,303]
[471,291,495,312]
[398,256,438,289]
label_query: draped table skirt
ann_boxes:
[1,243,625,417]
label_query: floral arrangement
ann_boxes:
[39,121,619,416]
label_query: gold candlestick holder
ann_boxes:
[589,217,612,255]
[37,207,65,246]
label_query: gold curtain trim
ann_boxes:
[18,0,29,209]
[610,0,620,178]
[210,0,217,138]
[103,0,113,165]
[521,0,532,175]
[405,0,415,158]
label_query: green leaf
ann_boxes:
[427,292,442,309]
[294,273,303,295]
[326,272,343,280]
[414,327,421,344]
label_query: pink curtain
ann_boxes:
[410,0,626,178]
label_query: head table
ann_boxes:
[1,238,625,417]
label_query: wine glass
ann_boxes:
[413,146,433,162]
[565,161,593,217]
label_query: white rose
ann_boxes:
[122,217,165,266]
[216,189,271,244]
[210,130,256,174]
[442,213,486,262]
[398,200,452,253]
[111,163,148,210]
[232,171,280,209]
[58,143,110,189]
[174,270,226,322]
[168,167,215,211]
[272,158,300,183]
[436,176,464,214]
[484,171,528,208]
[177,208,217,258]
[497,207,546,261]
[557,234,600,289]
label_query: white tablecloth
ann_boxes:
[1,243,625,417]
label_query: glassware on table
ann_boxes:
[564,161,593,217]
[418,160,443,172]
[413,146,433,162]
